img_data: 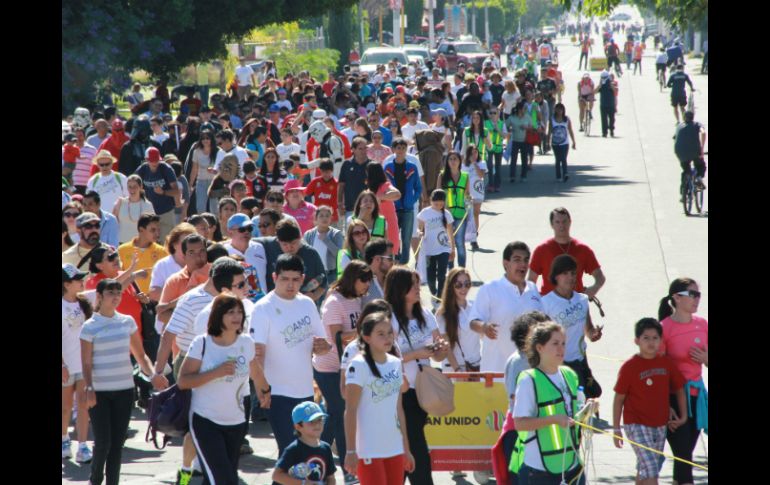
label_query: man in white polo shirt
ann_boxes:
[235,57,257,101]
[469,241,544,372]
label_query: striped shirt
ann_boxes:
[79,312,138,391]
[73,143,97,187]
[165,285,215,353]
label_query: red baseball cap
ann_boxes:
[145,147,161,163]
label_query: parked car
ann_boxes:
[359,47,410,74]
[432,40,490,72]
[541,26,558,38]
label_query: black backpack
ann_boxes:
[145,337,206,449]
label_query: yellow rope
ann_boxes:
[586,353,625,363]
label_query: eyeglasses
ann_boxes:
[234,281,247,289]
[63,212,80,218]
[257,222,272,229]
[352,230,368,237]
[675,290,701,299]
[82,223,100,230]
[103,252,119,263]
[237,225,254,234]
[267,197,283,203]
[453,281,472,289]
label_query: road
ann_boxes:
[63,33,708,485]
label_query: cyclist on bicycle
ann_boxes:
[656,48,668,85]
[674,111,707,199]
[666,39,685,67]
[538,37,555,68]
[577,73,595,132]
[605,38,623,76]
[666,64,694,123]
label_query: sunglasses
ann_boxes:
[236,225,254,234]
[234,281,247,289]
[103,252,119,262]
[98,162,112,168]
[63,212,80,218]
[675,290,701,299]
[257,222,272,229]
[453,280,472,289]
[267,197,283,203]
[351,230,368,237]
[82,222,100,230]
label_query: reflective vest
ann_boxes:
[442,170,468,219]
[336,248,362,279]
[509,367,582,475]
[539,45,551,59]
[371,215,386,239]
[484,120,505,153]
[464,127,488,160]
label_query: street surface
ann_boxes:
[63,32,708,484]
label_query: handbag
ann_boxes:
[525,127,541,146]
[132,282,158,342]
[415,363,455,416]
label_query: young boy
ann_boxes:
[273,401,337,485]
[613,318,688,485]
[277,127,301,163]
[242,160,268,201]
[304,160,339,227]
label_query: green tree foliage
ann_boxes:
[62,0,357,115]
[328,6,353,72]
[557,0,707,29]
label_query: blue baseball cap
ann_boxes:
[292,401,328,425]
[269,104,280,113]
[227,213,253,230]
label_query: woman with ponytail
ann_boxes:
[657,277,708,485]
[344,311,415,485]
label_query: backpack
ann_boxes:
[145,337,206,449]
[92,172,124,191]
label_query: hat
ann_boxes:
[62,263,88,282]
[291,401,328,425]
[277,88,287,94]
[600,70,610,79]
[145,147,162,163]
[582,72,591,78]
[545,60,553,65]
[269,104,280,113]
[94,149,116,164]
[409,100,420,109]
[431,108,448,119]
[382,87,394,95]
[283,179,306,193]
[75,212,100,228]
[227,213,253,230]
[464,74,476,82]
[200,105,212,113]
[396,86,406,93]
[312,109,327,120]
[63,133,77,142]
[345,108,357,116]
[163,154,180,163]
[111,119,124,131]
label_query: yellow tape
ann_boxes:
[586,353,625,363]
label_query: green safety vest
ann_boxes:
[92,172,125,190]
[509,367,582,475]
[371,216,386,239]
[336,248,362,279]
[464,127,488,160]
[484,119,505,153]
[442,171,468,220]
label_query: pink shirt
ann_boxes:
[376,181,400,256]
[659,315,708,395]
[283,201,317,234]
[367,144,393,164]
[313,291,362,373]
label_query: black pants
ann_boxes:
[487,151,504,187]
[552,144,569,179]
[701,51,708,73]
[502,429,519,485]
[667,394,701,484]
[508,141,529,180]
[88,389,134,485]
[402,389,433,485]
[633,59,642,75]
[190,413,247,485]
[600,106,616,136]
[578,52,589,70]
[427,253,450,297]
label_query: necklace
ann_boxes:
[555,238,572,254]
[127,199,142,222]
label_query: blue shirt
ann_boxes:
[99,209,120,248]
[378,126,393,147]
[134,162,178,215]
[230,114,244,130]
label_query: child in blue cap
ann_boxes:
[273,401,338,485]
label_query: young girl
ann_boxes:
[283,180,317,235]
[460,110,492,160]
[548,103,577,183]
[215,197,238,242]
[417,190,456,298]
[435,268,479,372]
[188,130,220,214]
[344,312,415,485]
[657,278,708,485]
[461,145,488,251]
[339,299,394,396]
[337,219,371,279]
[260,147,290,193]
[366,163,401,256]
[350,190,388,240]
[511,322,586,484]
[541,255,603,396]
[438,151,469,268]
[112,174,156,244]
[62,264,93,463]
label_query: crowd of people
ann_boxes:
[62,27,707,485]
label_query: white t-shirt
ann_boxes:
[462,161,488,201]
[223,241,268,292]
[340,127,357,145]
[62,299,88,374]
[311,234,330,271]
[86,171,129,212]
[250,291,327,398]
[214,146,251,174]
[235,65,256,86]
[436,301,481,370]
[345,353,405,459]
[276,142,301,162]
[187,334,256,425]
[392,309,439,389]
[542,291,589,362]
[194,298,255,339]
[150,255,183,291]
[165,285,215,353]
[416,207,454,256]
[151,133,170,145]
[401,122,430,144]
[513,369,577,472]
[501,91,522,115]
[340,340,361,371]
[469,277,544,372]
[504,351,529,413]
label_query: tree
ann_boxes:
[328,6,353,73]
[62,0,357,115]
[556,0,707,29]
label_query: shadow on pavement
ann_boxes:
[487,164,636,199]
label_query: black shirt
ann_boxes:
[276,439,337,481]
[339,158,371,212]
[393,159,407,205]
[489,83,505,106]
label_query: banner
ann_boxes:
[426,380,509,471]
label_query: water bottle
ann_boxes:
[576,386,586,412]
[289,463,310,479]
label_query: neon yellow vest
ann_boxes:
[464,127,488,160]
[509,367,582,475]
[442,170,468,220]
[336,248,362,279]
[371,215,386,239]
[484,119,505,153]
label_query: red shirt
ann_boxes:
[322,81,337,98]
[305,176,339,222]
[529,237,601,295]
[85,271,143,336]
[614,354,685,427]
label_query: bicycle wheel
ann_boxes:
[682,178,694,215]
[585,110,592,136]
[695,186,704,213]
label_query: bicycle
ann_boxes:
[680,161,704,216]
[687,88,696,114]
[582,101,593,137]
[658,68,666,92]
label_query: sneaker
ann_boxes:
[470,241,480,251]
[579,125,584,132]
[695,177,706,190]
[176,468,193,485]
[589,112,593,120]
[76,444,93,464]
[563,175,569,182]
[240,439,254,455]
[192,456,203,477]
[610,130,615,137]
[344,472,360,485]
[509,177,516,183]
[62,439,72,459]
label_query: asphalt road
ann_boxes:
[63,32,708,485]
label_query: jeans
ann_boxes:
[518,463,585,485]
[508,141,529,180]
[190,413,246,485]
[701,51,708,73]
[195,178,216,214]
[267,394,314,457]
[502,429,520,485]
[578,52,589,70]
[427,253,450,297]
[625,52,632,69]
[552,144,569,179]
[396,210,415,264]
[402,389,433,485]
[487,151,504,187]
[633,59,642,75]
[600,106,616,136]
[667,394,701,484]
[313,370,346,462]
[88,389,134,485]
[449,216,467,268]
